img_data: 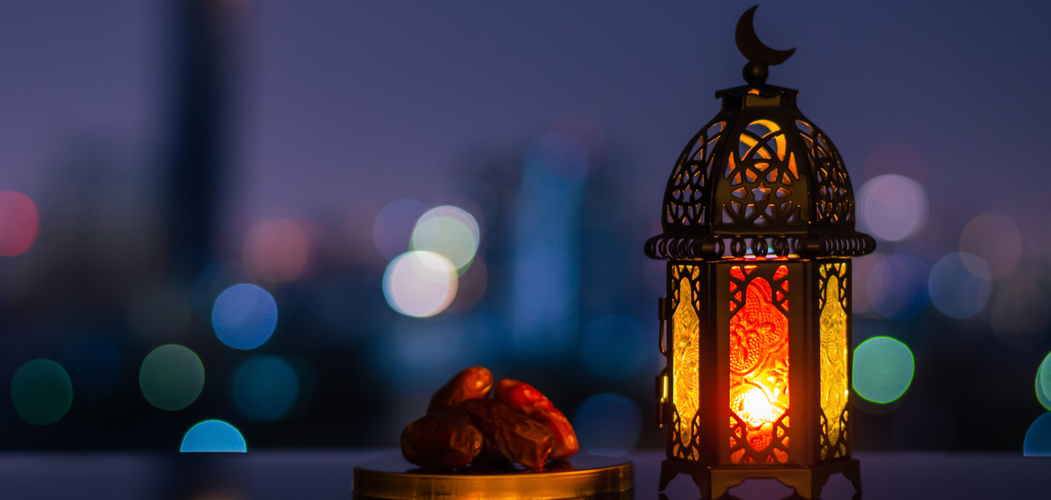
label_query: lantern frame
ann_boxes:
[654,261,861,499]
[644,7,871,499]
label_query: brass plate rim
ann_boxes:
[353,454,634,500]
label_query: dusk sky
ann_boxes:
[0,1,1049,225]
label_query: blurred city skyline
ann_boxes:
[0,0,1048,453]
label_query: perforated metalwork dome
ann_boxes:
[645,84,876,261]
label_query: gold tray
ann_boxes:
[353,453,634,500]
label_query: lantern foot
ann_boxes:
[658,459,861,499]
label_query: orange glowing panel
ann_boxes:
[729,274,790,463]
[773,265,788,280]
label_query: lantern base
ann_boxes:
[658,458,860,499]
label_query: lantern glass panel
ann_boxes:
[819,263,851,460]
[671,265,701,461]
[728,264,791,464]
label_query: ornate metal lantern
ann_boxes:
[646,7,873,499]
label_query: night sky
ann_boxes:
[1,1,1049,219]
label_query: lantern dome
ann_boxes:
[644,84,875,262]
[645,6,874,263]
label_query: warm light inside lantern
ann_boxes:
[729,265,790,464]
[739,386,781,427]
[737,119,786,161]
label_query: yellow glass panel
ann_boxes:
[673,277,700,459]
[820,273,849,454]
[729,275,790,460]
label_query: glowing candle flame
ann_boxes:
[740,386,780,428]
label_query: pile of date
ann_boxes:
[401,366,578,469]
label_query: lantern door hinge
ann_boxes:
[655,369,670,427]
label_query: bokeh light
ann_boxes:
[960,214,1022,280]
[573,393,642,456]
[232,355,300,421]
[211,284,279,350]
[139,345,204,411]
[411,205,480,270]
[180,420,247,453]
[62,335,122,401]
[990,281,1051,351]
[0,191,40,256]
[857,174,928,242]
[242,218,310,283]
[373,199,428,260]
[383,251,458,317]
[927,252,992,319]
[11,359,73,425]
[853,337,914,404]
[866,254,929,320]
[581,315,648,380]
[1023,413,1051,457]
[1035,352,1051,412]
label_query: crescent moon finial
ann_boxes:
[735,5,795,84]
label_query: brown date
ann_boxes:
[495,378,579,460]
[457,398,553,468]
[401,411,483,468]
[427,366,493,413]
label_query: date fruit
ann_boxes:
[427,366,494,413]
[401,411,483,468]
[457,398,553,468]
[495,378,579,460]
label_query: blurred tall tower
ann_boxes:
[511,132,589,364]
[163,0,242,278]
[158,4,246,497]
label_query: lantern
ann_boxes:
[646,7,873,499]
